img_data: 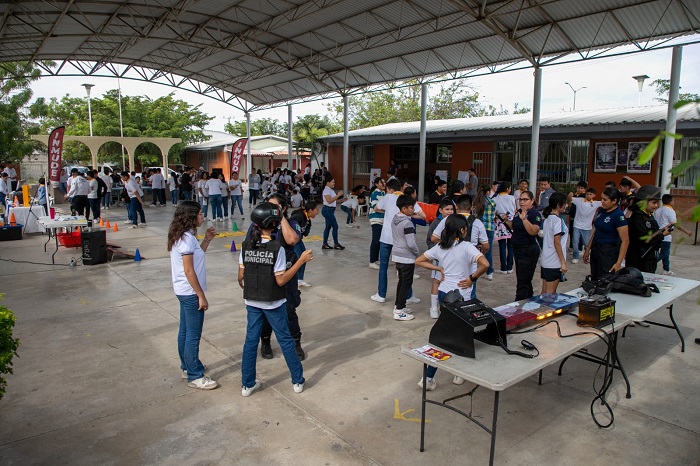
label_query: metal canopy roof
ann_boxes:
[1,0,699,110]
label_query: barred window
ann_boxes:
[675,137,700,189]
[352,145,374,176]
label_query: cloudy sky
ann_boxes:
[28,41,700,133]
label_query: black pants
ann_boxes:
[261,305,301,341]
[513,243,540,301]
[590,243,620,281]
[71,195,88,216]
[395,263,415,309]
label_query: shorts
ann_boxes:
[540,267,563,282]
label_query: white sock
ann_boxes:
[430,294,438,310]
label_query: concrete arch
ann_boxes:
[31,135,181,171]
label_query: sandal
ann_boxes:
[333,244,345,250]
[322,244,332,250]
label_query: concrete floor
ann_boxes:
[0,202,699,465]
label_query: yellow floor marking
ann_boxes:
[394,399,429,423]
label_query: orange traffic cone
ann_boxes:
[9,212,17,226]
[13,196,19,207]
[105,220,110,229]
[99,217,104,227]
[76,226,81,232]
[113,222,118,232]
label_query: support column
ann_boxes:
[419,82,428,201]
[661,46,683,194]
[246,111,252,179]
[288,105,294,169]
[529,67,543,192]
[343,94,349,192]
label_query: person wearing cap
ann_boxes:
[625,185,669,273]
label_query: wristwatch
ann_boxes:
[469,274,478,283]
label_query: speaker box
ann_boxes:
[81,230,108,265]
[429,299,506,358]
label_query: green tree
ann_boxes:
[224,117,287,137]
[0,62,49,163]
[292,114,339,158]
[650,79,700,105]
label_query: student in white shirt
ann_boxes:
[540,193,569,293]
[321,178,345,250]
[197,172,209,218]
[205,174,224,221]
[416,214,488,390]
[568,187,602,263]
[168,201,218,390]
[229,171,244,219]
[168,172,178,205]
[290,188,304,210]
[0,173,9,207]
[86,170,100,221]
[654,194,691,274]
[122,171,146,227]
[218,173,230,219]
[340,195,364,227]
[149,169,165,206]
[99,169,112,210]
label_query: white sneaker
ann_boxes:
[393,311,415,321]
[406,296,421,304]
[506,269,514,274]
[393,306,413,314]
[241,380,261,397]
[368,262,380,270]
[141,222,147,226]
[345,223,354,228]
[496,270,507,274]
[571,258,579,264]
[453,376,465,385]
[131,224,138,229]
[370,293,386,303]
[293,382,304,393]
[224,216,229,219]
[124,220,131,224]
[417,377,437,391]
[663,270,676,276]
[429,307,440,319]
[298,280,311,287]
[187,376,218,390]
[485,273,493,281]
[413,274,420,280]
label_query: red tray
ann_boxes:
[57,231,81,248]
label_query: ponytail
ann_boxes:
[543,192,567,219]
[439,215,468,249]
[249,223,263,248]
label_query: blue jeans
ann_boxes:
[183,190,193,201]
[177,294,206,382]
[485,229,495,275]
[221,196,229,217]
[129,197,145,225]
[101,194,110,209]
[340,205,354,224]
[571,228,591,260]
[241,302,304,388]
[322,205,339,245]
[171,189,178,205]
[658,241,671,271]
[377,242,413,299]
[231,194,244,215]
[294,241,307,280]
[200,196,209,217]
[249,189,259,205]
[209,194,222,219]
[498,238,514,271]
[0,193,5,207]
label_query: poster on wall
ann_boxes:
[627,142,652,173]
[616,149,628,167]
[594,143,617,173]
[370,168,381,184]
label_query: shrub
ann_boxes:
[0,294,20,400]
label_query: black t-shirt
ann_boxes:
[511,207,542,246]
[428,191,445,205]
[180,173,192,192]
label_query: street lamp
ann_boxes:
[632,74,650,106]
[117,76,126,170]
[564,82,586,111]
[82,83,94,136]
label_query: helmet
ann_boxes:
[634,185,661,201]
[251,202,283,229]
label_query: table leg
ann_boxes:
[51,229,59,264]
[644,304,685,352]
[538,369,543,385]
[420,363,427,452]
[557,356,571,376]
[611,331,632,399]
[489,391,499,466]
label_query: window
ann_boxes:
[436,144,452,163]
[352,145,374,175]
[675,137,700,189]
[512,140,589,184]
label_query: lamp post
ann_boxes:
[117,76,126,170]
[632,75,650,106]
[82,83,94,136]
[564,82,586,111]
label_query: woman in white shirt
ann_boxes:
[493,181,516,273]
[197,172,209,218]
[229,171,244,219]
[86,170,100,221]
[321,178,345,250]
[205,174,224,222]
[540,193,568,293]
[218,173,230,219]
[168,201,218,390]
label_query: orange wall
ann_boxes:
[587,138,659,195]
[451,141,493,180]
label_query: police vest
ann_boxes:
[242,240,286,302]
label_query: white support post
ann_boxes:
[288,105,293,170]
[529,67,542,192]
[246,111,252,179]
[419,83,428,201]
[343,94,349,192]
[661,46,682,194]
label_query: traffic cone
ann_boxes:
[105,220,110,229]
[99,217,104,227]
[113,222,119,232]
[13,196,19,207]
[232,221,238,232]
[134,249,142,261]
[76,226,81,233]
[9,212,16,226]
[230,240,237,252]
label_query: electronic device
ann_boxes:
[495,293,579,331]
[577,295,615,328]
[429,299,505,358]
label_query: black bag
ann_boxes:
[607,267,659,297]
[581,275,614,296]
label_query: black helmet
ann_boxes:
[251,202,283,228]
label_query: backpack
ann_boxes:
[607,267,659,297]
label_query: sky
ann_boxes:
[27,42,700,134]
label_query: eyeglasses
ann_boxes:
[519,198,532,202]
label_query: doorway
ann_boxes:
[495,151,514,183]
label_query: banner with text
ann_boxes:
[48,126,65,188]
[230,138,248,175]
